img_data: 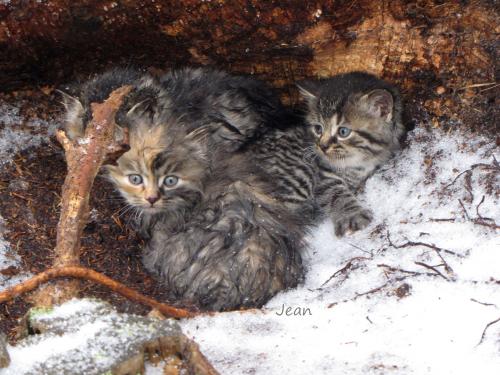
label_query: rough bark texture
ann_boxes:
[33,85,132,306]
[52,87,131,267]
[0,1,498,133]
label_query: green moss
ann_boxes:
[28,306,53,320]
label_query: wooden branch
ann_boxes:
[318,256,371,288]
[0,266,195,319]
[54,85,132,268]
[414,261,449,280]
[477,316,500,346]
[33,85,132,306]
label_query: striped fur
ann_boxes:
[61,68,307,311]
[251,72,406,236]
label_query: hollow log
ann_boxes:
[0,1,497,131]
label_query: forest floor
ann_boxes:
[0,88,498,374]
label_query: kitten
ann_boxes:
[61,68,306,310]
[250,72,405,237]
[141,136,305,310]
[297,72,405,236]
[61,67,287,211]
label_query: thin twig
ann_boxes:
[319,257,370,288]
[472,220,500,230]
[356,282,390,297]
[429,218,456,222]
[458,199,470,220]
[387,231,464,258]
[443,170,470,190]
[475,196,493,221]
[377,263,434,277]
[414,261,448,280]
[0,266,196,319]
[477,317,500,346]
[470,298,497,308]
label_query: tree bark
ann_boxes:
[0,1,497,132]
[33,85,132,306]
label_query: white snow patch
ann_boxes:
[40,298,104,321]
[0,215,31,290]
[0,100,57,288]
[145,361,167,375]
[4,321,108,375]
[1,298,181,374]
[0,102,57,165]
[181,128,500,374]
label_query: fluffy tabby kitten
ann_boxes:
[141,138,305,310]
[251,72,405,236]
[61,68,306,310]
[61,67,286,211]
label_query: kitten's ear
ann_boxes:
[358,89,394,121]
[57,89,85,139]
[296,80,319,101]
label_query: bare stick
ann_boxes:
[319,256,370,288]
[0,266,195,319]
[33,86,133,305]
[470,298,497,308]
[472,220,500,230]
[54,86,132,268]
[414,261,448,280]
[386,231,464,258]
[458,199,470,221]
[477,316,500,346]
[377,264,429,276]
[475,196,493,222]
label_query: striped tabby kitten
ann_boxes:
[61,68,306,310]
[252,72,405,236]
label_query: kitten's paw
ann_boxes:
[333,209,373,237]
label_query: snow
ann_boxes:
[0,234,29,290]
[5,320,109,375]
[180,128,500,375]
[1,299,182,375]
[0,100,58,290]
[0,102,57,166]
[0,98,499,375]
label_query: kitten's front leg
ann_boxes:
[318,178,373,237]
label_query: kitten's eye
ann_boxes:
[312,124,323,136]
[337,127,352,138]
[128,174,143,185]
[163,175,179,187]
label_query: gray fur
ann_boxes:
[252,72,406,237]
[141,151,305,310]
[61,68,307,311]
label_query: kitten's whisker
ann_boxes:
[117,204,135,218]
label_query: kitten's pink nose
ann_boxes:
[320,143,330,152]
[146,196,159,205]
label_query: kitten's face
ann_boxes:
[301,87,395,168]
[106,126,207,215]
